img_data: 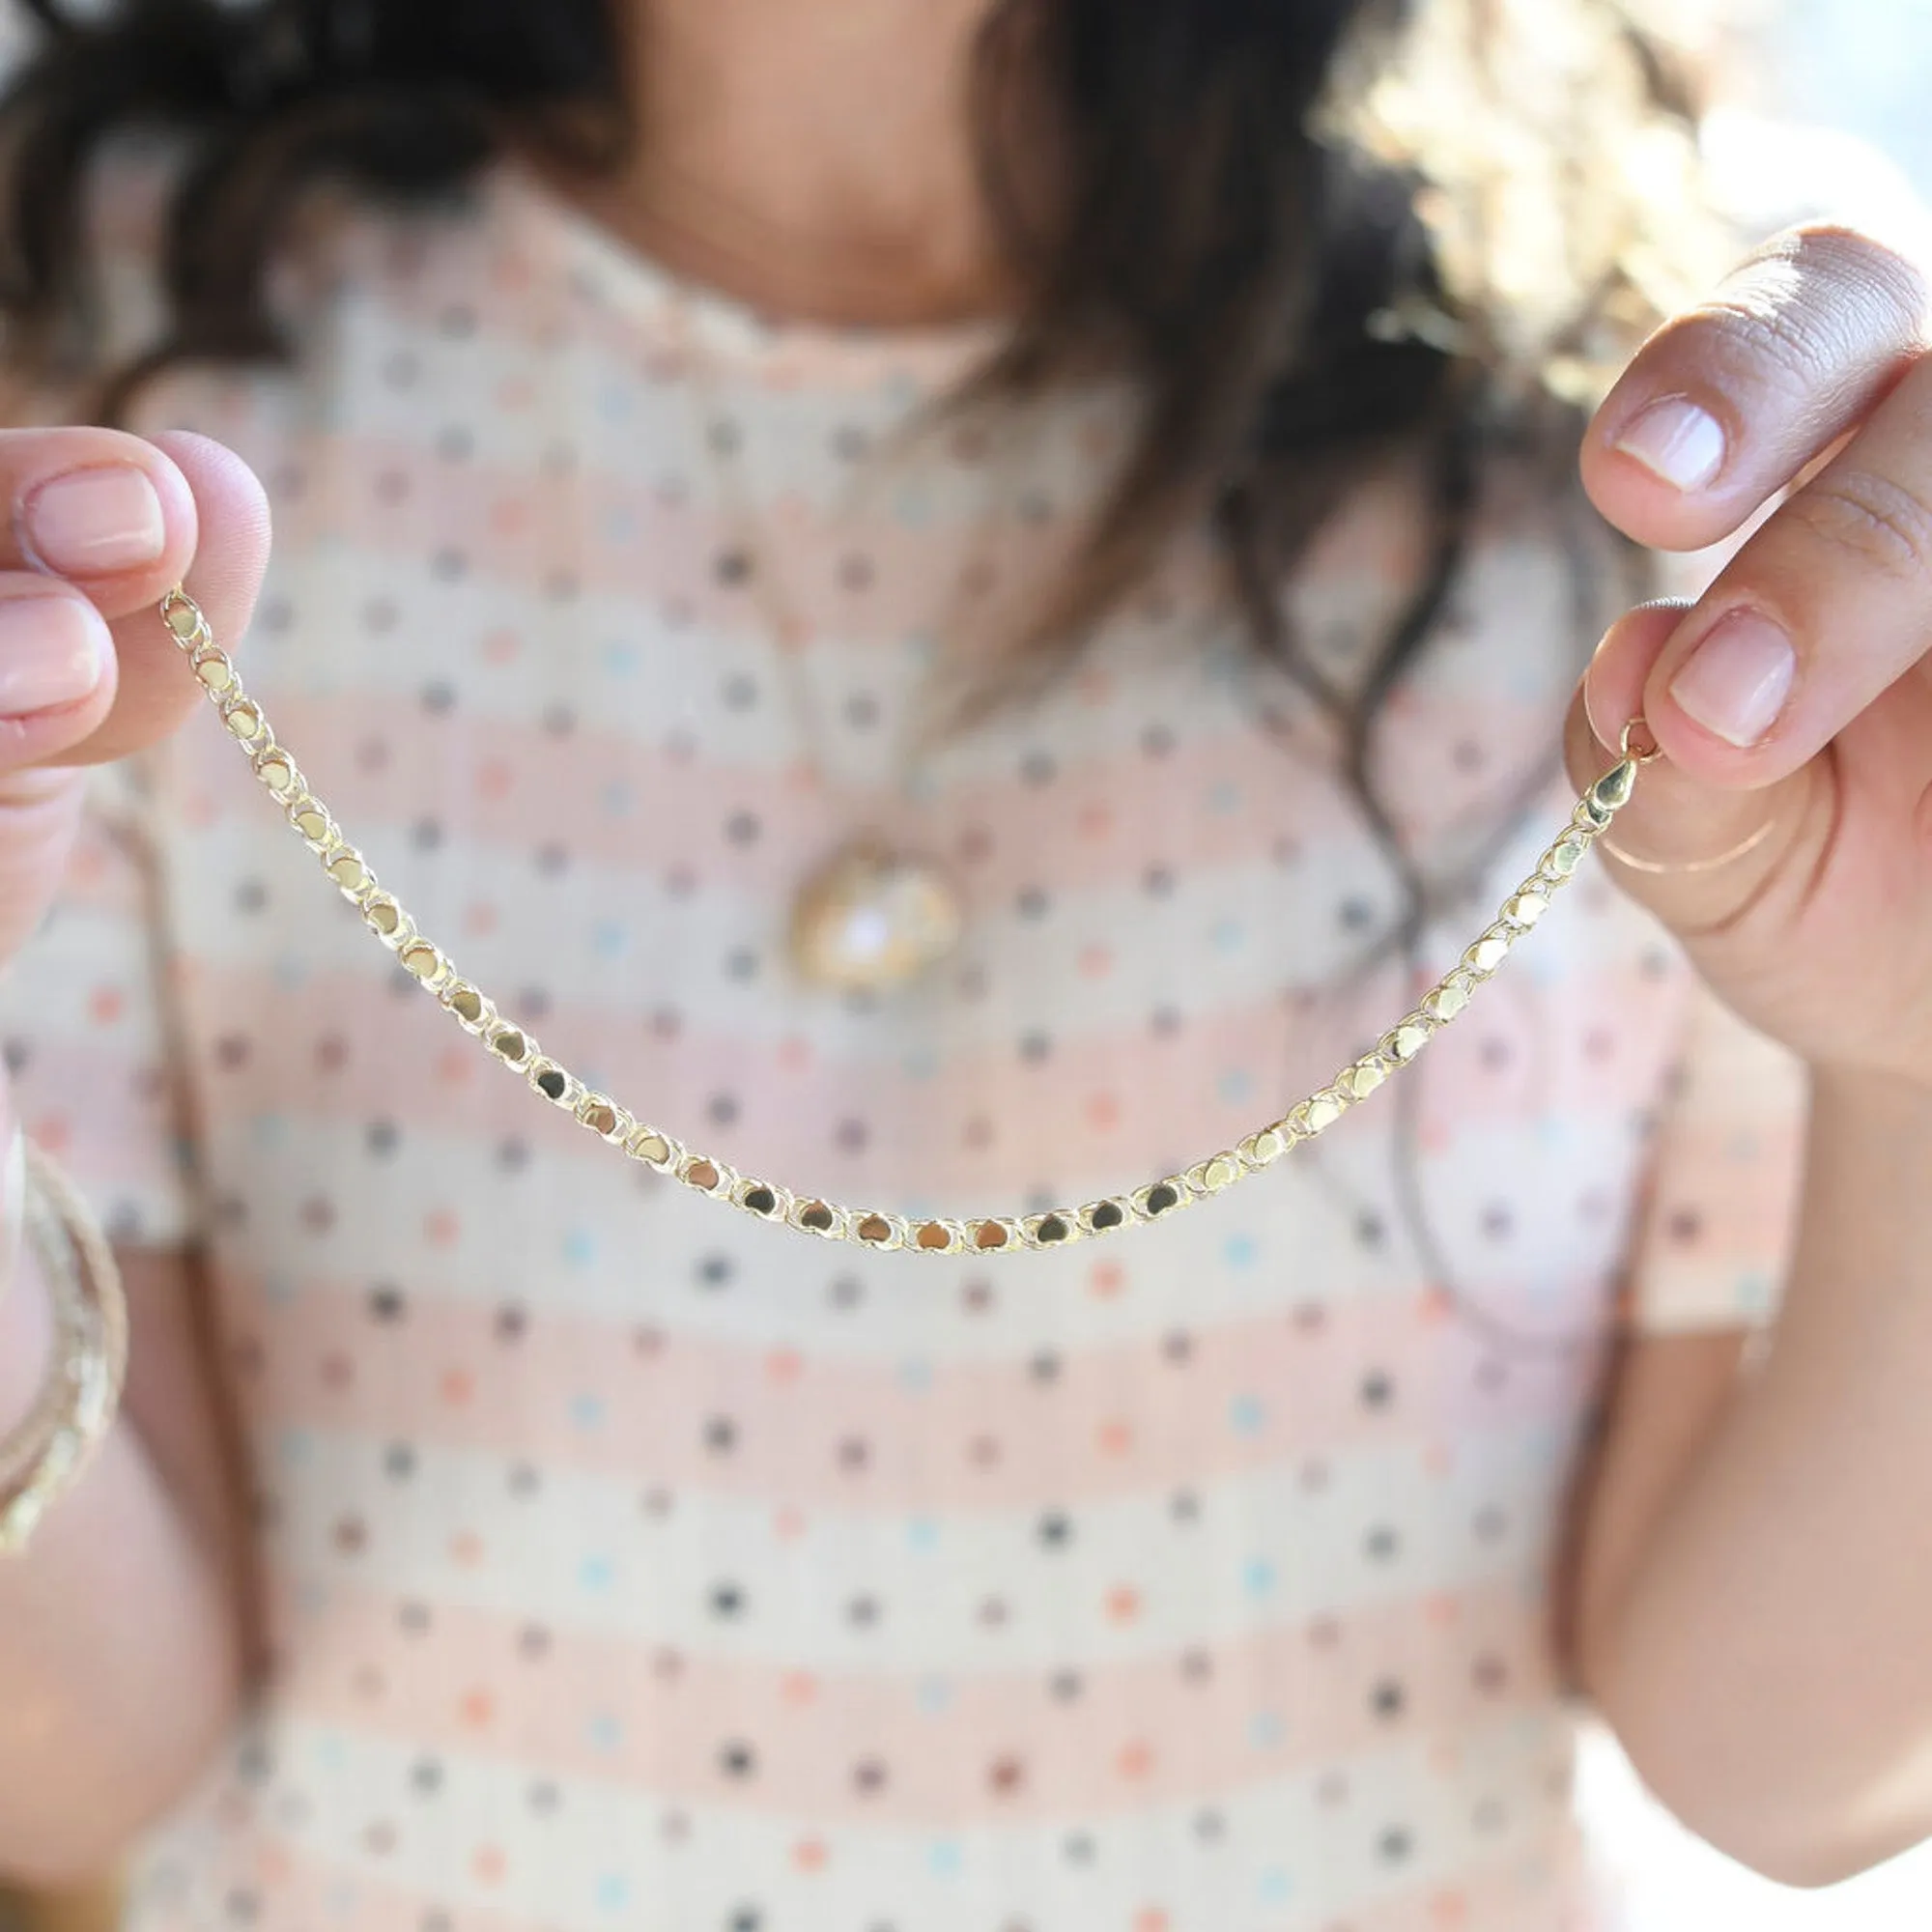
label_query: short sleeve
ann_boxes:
[1626,972,1809,1334]
[0,760,200,1248]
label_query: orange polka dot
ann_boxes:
[463,900,498,938]
[1424,1593,1462,1627]
[781,1671,818,1706]
[424,1208,460,1247]
[35,1115,71,1155]
[773,1505,808,1540]
[766,1348,804,1383]
[449,1530,484,1566]
[472,1847,505,1886]
[1417,1284,1455,1324]
[460,1688,495,1728]
[1134,1910,1170,1932]
[777,1035,813,1071]
[481,626,522,666]
[1432,1889,1468,1924]
[1086,1093,1122,1131]
[1097,1419,1134,1457]
[477,757,514,802]
[1077,800,1114,838]
[257,1845,293,1886]
[1106,1585,1141,1624]
[1077,944,1112,980]
[1088,1261,1125,1300]
[792,1838,828,1872]
[490,498,529,538]
[1424,1442,1455,1476]
[435,1045,472,1087]
[1119,1739,1153,1779]
[441,1369,475,1406]
[88,985,124,1025]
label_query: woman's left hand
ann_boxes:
[1573,220,1932,1085]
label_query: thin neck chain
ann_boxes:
[157,585,1656,1258]
[665,290,1022,803]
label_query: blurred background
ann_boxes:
[3,2,1932,1930]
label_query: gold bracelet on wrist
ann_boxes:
[0,1142,128,1557]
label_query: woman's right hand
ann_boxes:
[0,428,270,967]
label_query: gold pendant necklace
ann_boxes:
[159,585,1659,1257]
[666,293,995,997]
[788,833,968,995]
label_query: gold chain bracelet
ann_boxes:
[160,588,1658,1258]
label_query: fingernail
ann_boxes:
[0,593,110,717]
[1614,396,1727,492]
[1669,609,1797,749]
[18,465,167,577]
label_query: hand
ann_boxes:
[0,429,269,975]
[1569,222,1932,1087]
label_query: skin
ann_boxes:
[6,0,1932,1893]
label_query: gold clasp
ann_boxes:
[1619,718,1663,766]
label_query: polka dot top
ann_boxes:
[3,164,1808,1932]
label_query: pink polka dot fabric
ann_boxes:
[2,166,1807,1931]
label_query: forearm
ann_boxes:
[0,1195,245,1885]
[1584,1064,1932,1887]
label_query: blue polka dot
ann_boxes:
[602,505,640,546]
[602,639,639,676]
[579,1554,615,1592]
[592,920,629,958]
[564,1227,597,1266]
[600,780,633,817]
[1218,1067,1254,1106]
[1223,1233,1257,1269]
[1211,917,1246,952]
[917,1676,953,1714]
[1229,1394,1268,1436]
[595,1874,629,1913]
[273,954,310,990]
[906,1518,940,1550]
[1249,1709,1286,1749]
[1258,1864,1294,1903]
[1208,779,1242,813]
[1243,1556,1278,1599]
[278,1429,313,1467]
[250,1112,287,1151]
[571,1393,607,1431]
[927,1839,962,1876]
[313,1731,347,1771]
[898,1357,934,1392]
[596,382,634,423]
[587,1711,624,1751]
[1736,1271,1774,1315]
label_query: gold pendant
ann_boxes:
[787,836,966,993]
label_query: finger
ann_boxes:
[1617,344,1932,788]
[1582,224,1932,554]
[0,434,269,964]
[1570,604,1818,937]
[46,431,271,769]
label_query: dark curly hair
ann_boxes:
[0,0,1692,867]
